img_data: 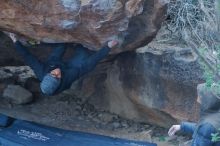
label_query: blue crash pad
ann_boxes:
[0,114,13,127]
[0,120,157,146]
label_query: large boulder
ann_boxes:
[71,43,203,127]
[0,0,167,53]
[0,0,202,128]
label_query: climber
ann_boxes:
[168,83,220,146]
[8,33,118,96]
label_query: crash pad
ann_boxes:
[0,114,13,127]
[0,120,157,146]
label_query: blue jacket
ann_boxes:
[14,41,111,95]
[181,122,220,146]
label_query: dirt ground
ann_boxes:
[0,68,191,146]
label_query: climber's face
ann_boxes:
[50,68,61,79]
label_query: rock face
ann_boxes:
[71,44,203,127]
[0,0,167,52]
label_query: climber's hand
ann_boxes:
[107,40,118,49]
[9,33,17,43]
[168,125,181,137]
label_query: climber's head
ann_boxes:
[40,68,61,95]
[197,83,220,113]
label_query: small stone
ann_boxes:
[75,105,81,110]
[88,114,94,119]
[143,124,150,129]
[132,130,152,141]
[3,84,33,104]
[98,113,102,118]
[98,113,115,123]
[77,116,83,120]
[121,121,129,128]
[112,122,121,129]
[92,117,101,123]
[95,124,101,128]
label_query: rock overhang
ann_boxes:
[0,0,168,53]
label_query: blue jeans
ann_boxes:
[66,44,93,68]
[192,123,220,146]
[46,44,66,63]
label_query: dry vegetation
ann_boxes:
[163,0,220,81]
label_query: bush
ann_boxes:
[165,0,220,91]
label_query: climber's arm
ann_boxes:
[14,41,45,80]
[79,40,118,76]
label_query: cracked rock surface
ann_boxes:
[0,0,167,53]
